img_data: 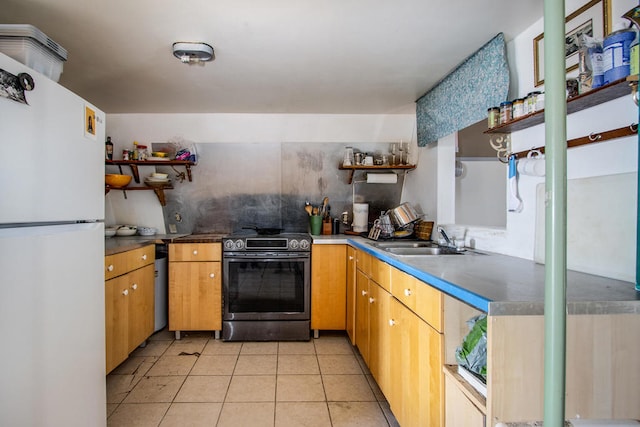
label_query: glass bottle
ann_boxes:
[105,136,113,160]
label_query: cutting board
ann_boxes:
[534,173,637,282]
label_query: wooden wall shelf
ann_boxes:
[338,164,416,184]
[106,160,195,183]
[105,185,173,206]
[484,76,637,134]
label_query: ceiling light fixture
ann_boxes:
[172,42,214,64]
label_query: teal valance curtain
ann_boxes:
[416,33,510,146]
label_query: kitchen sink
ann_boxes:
[369,240,471,256]
[382,246,463,256]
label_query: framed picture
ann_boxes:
[533,0,610,87]
[84,104,96,140]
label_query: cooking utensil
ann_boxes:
[305,205,313,216]
[389,202,420,228]
[321,197,329,216]
[312,207,318,216]
[242,226,283,235]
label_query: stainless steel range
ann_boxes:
[222,232,312,341]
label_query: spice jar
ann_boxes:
[487,107,500,128]
[512,98,525,119]
[526,91,541,114]
[499,101,512,124]
[137,144,148,161]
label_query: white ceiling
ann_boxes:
[2,0,543,114]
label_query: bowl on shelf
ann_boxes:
[137,226,157,236]
[115,225,137,236]
[151,151,169,158]
[150,172,168,180]
[105,174,132,188]
[144,178,171,188]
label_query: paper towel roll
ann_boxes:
[367,173,397,184]
[352,203,369,232]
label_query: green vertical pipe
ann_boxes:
[543,0,568,425]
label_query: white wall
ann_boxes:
[402,0,638,272]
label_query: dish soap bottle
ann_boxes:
[105,136,113,160]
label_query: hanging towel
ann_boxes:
[508,155,523,212]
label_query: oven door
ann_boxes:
[223,252,310,321]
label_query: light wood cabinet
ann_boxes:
[355,269,370,363]
[444,366,486,426]
[311,244,347,332]
[105,245,155,374]
[168,243,222,337]
[345,246,357,344]
[388,297,443,427]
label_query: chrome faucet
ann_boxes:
[437,226,452,247]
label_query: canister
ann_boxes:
[603,28,636,84]
[512,98,525,119]
[487,107,500,128]
[499,101,512,124]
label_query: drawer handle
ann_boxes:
[122,289,129,296]
[209,273,215,278]
[193,250,198,255]
[142,254,147,260]
[404,288,412,297]
[361,290,368,296]
[369,297,375,304]
[388,319,396,326]
[131,283,138,290]
[107,264,114,272]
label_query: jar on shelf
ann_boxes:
[526,91,542,114]
[499,101,513,124]
[512,98,525,119]
[487,107,500,128]
[137,144,148,161]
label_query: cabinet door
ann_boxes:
[355,270,370,363]
[346,246,357,344]
[105,275,129,374]
[390,298,443,427]
[368,281,391,396]
[169,261,221,331]
[445,375,486,426]
[127,264,155,352]
[311,244,347,330]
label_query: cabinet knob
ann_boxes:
[404,288,412,297]
[361,290,368,296]
[369,297,375,304]
[107,264,114,271]
[193,250,198,255]
[122,289,129,296]
[131,283,138,290]
[349,256,354,260]
[209,273,215,278]
[388,319,396,326]
[142,254,147,260]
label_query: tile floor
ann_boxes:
[106,329,400,427]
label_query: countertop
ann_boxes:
[313,235,640,316]
[105,234,190,255]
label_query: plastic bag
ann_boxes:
[455,314,487,380]
[577,34,604,94]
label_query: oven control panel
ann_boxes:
[223,234,311,252]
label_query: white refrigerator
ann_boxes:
[0,52,106,426]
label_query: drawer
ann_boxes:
[169,243,221,262]
[105,245,155,280]
[355,249,371,275]
[391,267,443,332]
[369,257,391,292]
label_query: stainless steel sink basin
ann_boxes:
[369,240,466,256]
[371,241,439,249]
[383,246,464,256]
